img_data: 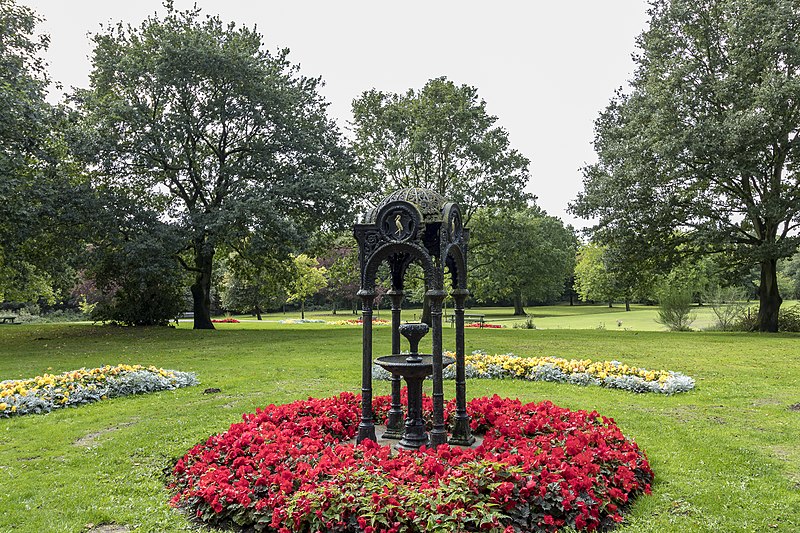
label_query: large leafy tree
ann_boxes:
[0,0,91,303]
[351,77,533,223]
[573,242,659,310]
[471,207,576,315]
[572,0,800,332]
[73,3,355,329]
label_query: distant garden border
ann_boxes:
[375,351,695,394]
[0,365,198,417]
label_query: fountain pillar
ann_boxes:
[383,289,405,439]
[449,288,475,445]
[356,289,376,444]
[427,289,448,447]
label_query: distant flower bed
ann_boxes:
[169,392,652,532]
[0,365,198,418]
[278,319,326,324]
[465,323,504,328]
[212,318,240,323]
[461,352,695,394]
[373,351,694,394]
[329,318,390,326]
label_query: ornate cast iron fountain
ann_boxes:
[354,187,475,449]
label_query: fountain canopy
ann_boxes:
[353,187,474,449]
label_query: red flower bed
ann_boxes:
[169,392,653,532]
[212,318,240,323]
[465,323,504,328]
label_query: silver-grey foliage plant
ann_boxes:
[1,369,198,417]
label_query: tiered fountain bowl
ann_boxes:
[375,323,455,450]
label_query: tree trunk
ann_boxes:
[301,300,305,320]
[513,293,526,316]
[332,302,337,315]
[625,298,631,312]
[569,293,574,306]
[255,305,262,321]
[608,300,613,308]
[190,244,215,330]
[758,259,782,332]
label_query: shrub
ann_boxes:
[733,304,800,332]
[656,287,696,331]
[513,315,536,329]
[706,285,748,331]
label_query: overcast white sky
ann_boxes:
[26,0,650,229]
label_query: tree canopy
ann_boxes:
[287,254,327,320]
[351,77,533,222]
[470,207,576,315]
[0,0,92,303]
[572,0,800,332]
[73,3,356,328]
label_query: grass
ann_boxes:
[230,300,759,331]
[0,320,799,532]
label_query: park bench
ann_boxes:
[0,315,18,324]
[447,313,486,328]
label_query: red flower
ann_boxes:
[168,392,654,531]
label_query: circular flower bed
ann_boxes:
[169,392,653,532]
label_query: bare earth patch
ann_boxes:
[85,525,130,533]
[74,419,139,447]
[788,403,800,411]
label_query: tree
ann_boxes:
[219,253,290,319]
[779,251,800,300]
[86,191,188,326]
[73,3,354,329]
[572,0,800,332]
[0,0,92,303]
[470,207,576,315]
[351,77,533,223]
[317,237,360,314]
[287,254,327,319]
[573,243,620,308]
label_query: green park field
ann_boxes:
[1,308,799,532]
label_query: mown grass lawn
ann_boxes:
[232,300,777,331]
[1,321,799,532]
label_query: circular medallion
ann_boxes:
[376,202,421,242]
[445,204,463,241]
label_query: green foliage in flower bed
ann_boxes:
[0,323,799,532]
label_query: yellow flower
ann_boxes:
[0,403,6,410]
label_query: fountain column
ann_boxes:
[449,288,475,445]
[427,289,448,447]
[383,289,405,439]
[356,289,376,444]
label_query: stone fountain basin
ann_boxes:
[375,354,455,379]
